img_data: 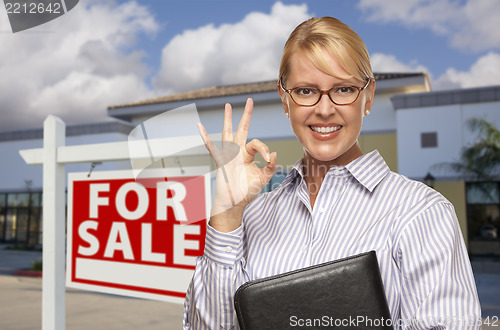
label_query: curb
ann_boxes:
[13,269,42,277]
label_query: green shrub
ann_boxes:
[31,260,43,271]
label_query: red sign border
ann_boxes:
[66,167,211,304]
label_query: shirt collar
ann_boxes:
[345,150,391,192]
[284,150,390,193]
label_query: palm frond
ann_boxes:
[432,117,500,181]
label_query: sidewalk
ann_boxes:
[1,244,499,329]
[472,259,500,324]
[0,245,183,330]
[0,275,184,330]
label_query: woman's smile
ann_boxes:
[309,123,342,140]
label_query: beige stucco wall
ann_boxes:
[434,181,469,248]
[261,139,303,169]
[358,133,398,172]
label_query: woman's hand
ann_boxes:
[197,98,278,233]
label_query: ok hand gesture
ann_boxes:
[197,98,278,232]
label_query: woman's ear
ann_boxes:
[278,84,290,118]
[364,79,376,115]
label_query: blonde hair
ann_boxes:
[279,17,374,85]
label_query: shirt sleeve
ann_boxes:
[396,200,481,329]
[183,224,249,330]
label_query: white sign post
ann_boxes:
[42,116,66,330]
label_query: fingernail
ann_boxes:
[265,153,271,162]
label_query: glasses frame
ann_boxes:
[279,79,371,106]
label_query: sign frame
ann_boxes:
[66,166,210,304]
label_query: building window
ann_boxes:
[0,194,6,241]
[466,182,500,256]
[0,191,42,246]
[421,132,438,148]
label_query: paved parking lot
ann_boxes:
[0,274,184,330]
[0,246,184,329]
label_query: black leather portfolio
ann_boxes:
[234,251,393,329]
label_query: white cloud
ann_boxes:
[153,2,311,94]
[370,53,429,74]
[433,52,500,90]
[0,0,159,130]
[30,72,152,123]
[371,51,500,91]
[358,0,500,52]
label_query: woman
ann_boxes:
[184,17,481,329]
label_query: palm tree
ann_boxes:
[433,117,500,244]
[448,118,500,181]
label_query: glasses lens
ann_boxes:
[329,87,359,105]
[290,87,319,106]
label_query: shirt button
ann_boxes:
[302,245,308,252]
[225,246,232,253]
[319,207,325,214]
[333,169,341,175]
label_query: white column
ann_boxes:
[42,115,66,330]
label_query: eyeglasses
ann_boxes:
[279,79,371,106]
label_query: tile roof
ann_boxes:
[108,72,425,110]
[392,84,500,109]
[0,121,134,142]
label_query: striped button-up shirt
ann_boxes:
[183,150,481,329]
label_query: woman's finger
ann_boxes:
[262,151,279,180]
[197,122,212,153]
[222,103,233,141]
[245,139,271,163]
[234,98,253,145]
[198,122,230,167]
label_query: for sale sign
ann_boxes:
[66,167,210,304]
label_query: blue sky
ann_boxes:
[1,0,499,130]
[132,0,475,78]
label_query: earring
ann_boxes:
[365,110,370,115]
[285,112,289,118]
